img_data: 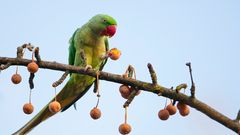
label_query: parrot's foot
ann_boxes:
[84,65,92,71]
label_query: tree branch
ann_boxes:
[0,56,239,134]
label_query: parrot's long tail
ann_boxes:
[12,75,94,135]
[12,103,54,135]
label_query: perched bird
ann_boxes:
[13,14,117,135]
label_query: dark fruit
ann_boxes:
[158,109,170,120]
[11,73,22,84]
[166,104,177,115]
[90,107,101,120]
[119,85,131,99]
[119,123,131,135]
[108,48,121,60]
[23,103,34,114]
[27,62,39,73]
[49,101,61,113]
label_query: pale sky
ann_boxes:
[0,0,240,135]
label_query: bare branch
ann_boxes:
[52,71,69,87]
[123,87,138,108]
[0,56,239,134]
[147,63,157,85]
[186,62,196,98]
[34,47,42,63]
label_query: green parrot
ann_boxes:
[13,14,117,135]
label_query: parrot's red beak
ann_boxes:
[101,25,117,37]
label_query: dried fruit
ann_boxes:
[27,62,39,73]
[119,85,131,99]
[166,104,177,115]
[108,48,121,60]
[119,123,131,135]
[49,101,61,113]
[158,109,170,120]
[23,103,34,114]
[90,107,101,120]
[11,73,22,84]
[177,102,190,117]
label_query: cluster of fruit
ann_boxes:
[158,101,190,120]
[11,52,62,115]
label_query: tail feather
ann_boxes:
[12,75,95,134]
[12,104,54,135]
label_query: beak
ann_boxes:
[101,25,117,37]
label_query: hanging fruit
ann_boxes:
[166,103,177,115]
[177,102,190,117]
[90,107,101,120]
[11,73,22,84]
[23,103,34,115]
[49,101,61,113]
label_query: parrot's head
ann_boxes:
[88,14,117,38]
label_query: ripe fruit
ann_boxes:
[158,109,170,120]
[108,48,121,60]
[27,62,39,73]
[11,73,22,84]
[177,102,190,117]
[119,85,131,99]
[49,101,61,113]
[166,104,177,115]
[179,106,190,116]
[23,103,34,114]
[90,107,101,120]
[119,123,131,135]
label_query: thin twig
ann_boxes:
[123,88,137,108]
[124,107,128,124]
[52,71,69,87]
[186,62,195,98]
[29,89,32,103]
[147,63,158,85]
[17,43,34,59]
[0,62,11,70]
[34,47,42,63]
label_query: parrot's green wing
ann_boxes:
[68,29,78,76]
[61,38,109,112]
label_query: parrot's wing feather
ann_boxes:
[62,38,109,111]
[68,29,78,76]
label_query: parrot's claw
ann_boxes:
[84,65,92,71]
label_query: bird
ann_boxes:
[13,14,117,135]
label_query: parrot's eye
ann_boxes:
[103,19,107,23]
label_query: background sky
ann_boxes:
[0,0,240,135]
